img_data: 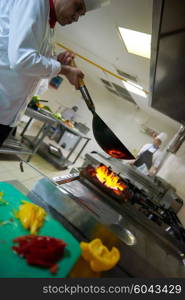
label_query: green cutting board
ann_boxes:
[0,182,81,278]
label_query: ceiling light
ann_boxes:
[122,80,147,98]
[118,27,151,59]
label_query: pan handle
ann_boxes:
[79,84,96,114]
[71,60,96,114]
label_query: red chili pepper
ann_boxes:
[12,235,66,273]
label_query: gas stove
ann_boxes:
[28,150,185,277]
[69,152,185,251]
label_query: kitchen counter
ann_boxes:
[25,108,87,138]
[7,180,129,278]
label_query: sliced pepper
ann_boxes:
[12,235,66,274]
[16,201,46,235]
[80,239,120,272]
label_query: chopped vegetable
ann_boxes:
[36,103,44,108]
[16,201,46,235]
[43,105,53,112]
[31,95,40,104]
[12,235,66,274]
[52,112,62,120]
[80,238,120,272]
[0,192,8,205]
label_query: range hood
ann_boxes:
[150,0,185,123]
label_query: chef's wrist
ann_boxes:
[59,65,70,75]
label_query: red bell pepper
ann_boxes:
[12,235,66,274]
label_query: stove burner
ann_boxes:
[81,164,130,203]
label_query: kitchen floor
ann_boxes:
[0,152,84,191]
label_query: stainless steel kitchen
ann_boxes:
[0,0,185,282]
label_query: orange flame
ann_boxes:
[95,165,127,195]
[107,149,126,159]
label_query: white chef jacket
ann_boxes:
[61,108,77,122]
[0,0,61,126]
[137,144,157,156]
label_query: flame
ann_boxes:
[95,165,127,194]
[107,149,126,159]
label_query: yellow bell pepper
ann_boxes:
[16,201,46,235]
[80,239,120,272]
[36,103,44,108]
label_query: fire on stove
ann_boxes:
[81,164,129,201]
[94,164,127,195]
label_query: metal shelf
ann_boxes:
[0,138,33,155]
[21,108,91,164]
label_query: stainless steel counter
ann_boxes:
[25,107,89,138]
[28,177,185,278]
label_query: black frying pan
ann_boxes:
[73,62,135,160]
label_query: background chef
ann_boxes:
[130,132,168,176]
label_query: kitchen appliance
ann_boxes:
[57,152,185,254]
[48,144,63,158]
[150,0,185,123]
[167,125,185,154]
[72,60,134,160]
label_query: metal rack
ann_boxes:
[0,136,32,156]
[21,108,91,169]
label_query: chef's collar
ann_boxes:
[49,0,57,28]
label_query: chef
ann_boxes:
[0,0,110,147]
[61,106,79,122]
[131,132,167,176]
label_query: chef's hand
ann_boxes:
[148,166,158,176]
[128,159,136,166]
[57,51,75,65]
[60,65,84,89]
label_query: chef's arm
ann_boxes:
[128,154,140,165]
[8,0,61,78]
